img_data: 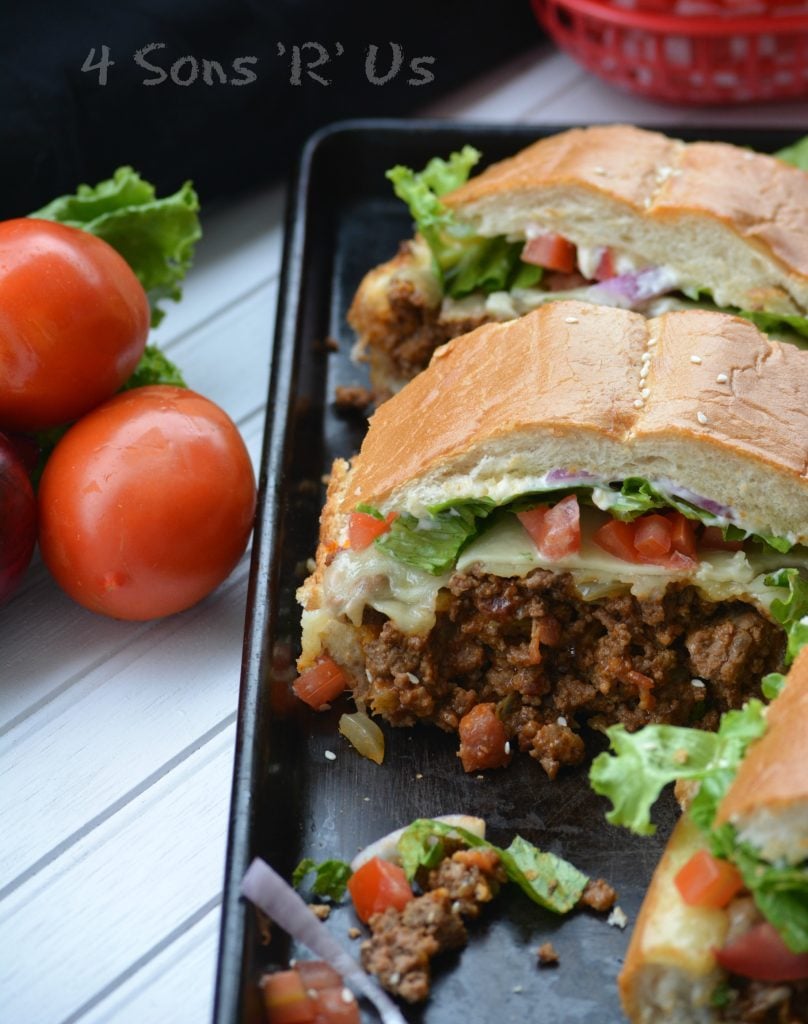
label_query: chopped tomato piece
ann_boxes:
[292,658,347,709]
[593,518,640,563]
[517,495,580,560]
[674,849,744,909]
[716,922,808,982]
[457,702,512,772]
[295,962,343,993]
[347,511,396,551]
[594,247,616,281]
[667,511,697,558]
[701,525,743,551]
[261,970,316,1024]
[311,986,360,1024]
[633,514,672,559]
[521,233,577,273]
[347,856,414,923]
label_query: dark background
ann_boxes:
[1,1,540,218]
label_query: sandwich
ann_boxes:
[296,300,808,777]
[591,643,808,1022]
[349,125,808,395]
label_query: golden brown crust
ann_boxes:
[620,817,726,1023]
[345,301,808,542]
[446,125,808,282]
[446,125,680,216]
[716,645,808,825]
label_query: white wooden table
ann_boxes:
[3,41,807,1024]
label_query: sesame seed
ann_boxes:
[593,166,607,175]
[633,398,644,409]
[564,316,579,324]
[641,351,652,363]
[691,679,706,688]
[716,372,728,384]
[557,715,568,727]
[640,364,649,379]
[504,741,511,755]
[415,772,423,780]
[641,387,650,398]
[513,985,524,994]
[643,197,652,209]
[341,989,355,1005]
[324,750,336,761]
[690,355,702,364]
[647,335,658,346]
[697,411,708,425]
[363,796,370,801]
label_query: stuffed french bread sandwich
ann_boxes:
[591,642,808,1023]
[350,125,808,394]
[296,301,808,777]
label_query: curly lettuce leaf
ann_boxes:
[31,166,201,326]
[776,135,808,170]
[387,149,541,299]
[589,701,767,835]
[376,498,496,576]
[765,568,808,662]
[121,345,186,390]
[711,824,808,953]
[397,818,588,914]
[292,857,352,901]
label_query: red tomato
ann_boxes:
[674,849,744,909]
[716,922,808,982]
[347,857,414,923]
[0,431,37,605]
[311,987,360,1024]
[667,511,697,558]
[457,702,512,772]
[0,219,149,431]
[594,247,616,281]
[701,526,743,551]
[633,514,672,559]
[293,658,347,709]
[261,970,315,1024]
[518,495,580,561]
[593,519,640,562]
[37,386,256,620]
[347,511,396,551]
[521,233,577,273]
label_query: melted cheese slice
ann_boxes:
[320,508,802,636]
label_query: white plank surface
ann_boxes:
[4,38,807,1024]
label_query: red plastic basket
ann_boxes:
[532,0,808,103]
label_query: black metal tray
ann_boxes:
[213,120,802,1024]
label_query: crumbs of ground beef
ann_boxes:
[357,569,784,777]
[333,385,374,415]
[537,942,559,966]
[361,848,505,1002]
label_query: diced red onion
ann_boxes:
[241,858,407,1024]
[588,266,680,308]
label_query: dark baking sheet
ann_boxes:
[213,120,801,1024]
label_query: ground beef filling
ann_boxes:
[720,979,808,1022]
[378,277,489,380]
[360,849,505,1002]
[358,568,785,777]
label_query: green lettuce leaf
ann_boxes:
[711,824,808,953]
[121,345,186,390]
[387,150,541,299]
[776,135,808,170]
[371,482,797,576]
[738,309,808,341]
[396,818,588,914]
[589,701,767,835]
[762,671,788,700]
[292,857,353,901]
[31,166,201,326]
[376,498,496,576]
[765,568,808,662]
